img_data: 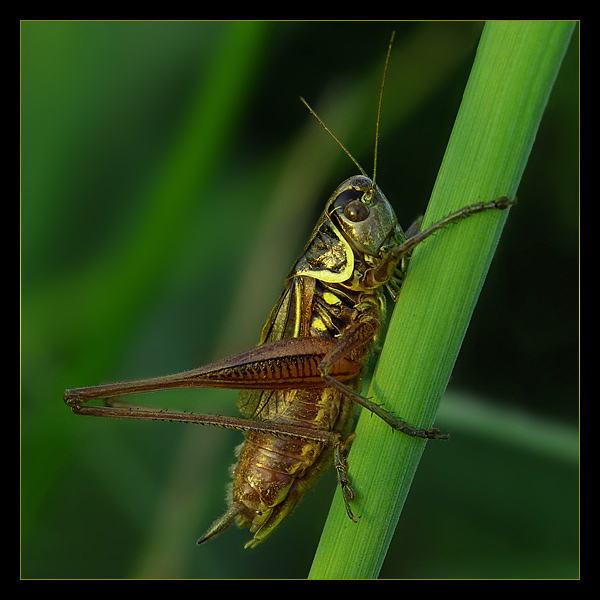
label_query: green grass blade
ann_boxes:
[309,20,576,580]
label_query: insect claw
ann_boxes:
[341,484,360,523]
[346,507,361,523]
[425,427,450,440]
[495,195,517,209]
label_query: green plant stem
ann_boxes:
[308,20,575,580]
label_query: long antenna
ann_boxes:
[372,31,395,187]
[300,31,396,184]
[300,96,367,177]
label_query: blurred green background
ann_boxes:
[21,21,578,579]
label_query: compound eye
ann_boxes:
[344,199,370,222]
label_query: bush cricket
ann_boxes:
[64,33,514,548]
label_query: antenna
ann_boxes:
[300,31,396,184]
[372,31,395,187]
[300,96,367,178]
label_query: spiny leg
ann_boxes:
[67,398,341,445]
[318,321,449,440]
[394,196,515,261]
[319,196,515,436]
[323,372,449,440]
[334,433,359,522]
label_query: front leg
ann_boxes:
[317,320,449,440]
[374,196,516,287]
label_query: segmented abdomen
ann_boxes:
[232,387,356,547]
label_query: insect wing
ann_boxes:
[237,277,314,418]
[258,277,315,345]
[238,388,300,422]
[238,207,354,420]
